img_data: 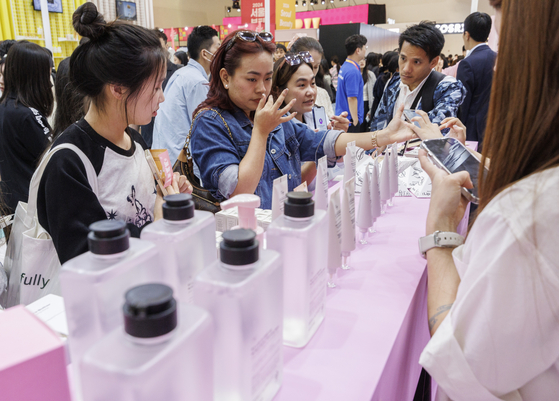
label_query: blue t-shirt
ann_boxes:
[335,60,364,124]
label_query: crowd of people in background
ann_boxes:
[1,0,559,398]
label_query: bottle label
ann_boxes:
[251,325,282,400]
[308,266,326,329]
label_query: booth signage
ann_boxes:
[242,0,276,26]
[435,23,464,34]
[276,0,295,30]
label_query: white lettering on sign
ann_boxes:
[280,10,291,17]
[283,3,289,7]
[279,19,293,28]
[435,23,464,34]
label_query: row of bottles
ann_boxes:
[60,190,327,401]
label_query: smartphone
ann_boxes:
[420,137,487,204]
[403,109,422,128]
[145,150,168,196]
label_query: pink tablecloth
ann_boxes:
[274,191,432,401]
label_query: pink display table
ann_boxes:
[274,190,432,400]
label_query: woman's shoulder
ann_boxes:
[480,165,559,241]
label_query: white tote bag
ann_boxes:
[3,144,98,308]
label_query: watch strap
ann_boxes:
[418,231,464,258]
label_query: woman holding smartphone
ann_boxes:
[405,0,559,399]
[190,30,414,209]
[36,3,191,265]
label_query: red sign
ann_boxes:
[241,0,276,27]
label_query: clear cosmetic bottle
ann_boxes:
[60,220,162,367]
[80,283,213,401]
[194,229,283,401]
[267,192,328,348]
[141,194,216,303]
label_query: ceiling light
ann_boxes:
[302,0,306,5]
[295,0,298,5]
[227,7,231,12]
[321,0,325,4]
[228,24,232,28]
[232,1,240,9]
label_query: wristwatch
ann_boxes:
[418,231,465,258]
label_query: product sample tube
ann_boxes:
[368,160,382,235]
[380,154,391,213]
[389,143,399,205]
[314,156,329,211]
[341,177,356,269]
[327,188,342,287]
[356,167,373,244]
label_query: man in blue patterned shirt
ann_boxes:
[370,22,466,133]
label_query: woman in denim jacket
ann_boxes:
[191,30,416,209]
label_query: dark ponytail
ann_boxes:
[69,3,166,110]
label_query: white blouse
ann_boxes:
[420,165,559,401]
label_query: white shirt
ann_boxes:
[420,165,559,401]
[466,43,489,58]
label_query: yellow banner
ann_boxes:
[276,0,295,30]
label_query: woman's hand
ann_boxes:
[166,172,193,195]
[377,105,417,145]
[253,89,297,137]
[403,111,467,144]
[154,172,193,220]
[418,149,472,235]
[330,111,350,132]
[440,117,467,144]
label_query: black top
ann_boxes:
[37,119,157,265]
[0,97,52,212]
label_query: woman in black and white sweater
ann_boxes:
[36,3,192,264]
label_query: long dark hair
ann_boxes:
[362,52,380,84]
[196,30,275,115]
[0,41,54,117]
[271,56,314,105]
[478,0,559,213]
[69,3,166,116]
[52,58,88,139]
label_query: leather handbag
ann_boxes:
[173,108,234,214]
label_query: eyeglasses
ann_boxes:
[284,51,314,66]
[225,31,274,52]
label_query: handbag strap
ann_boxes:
[182,108,234,164]
[25,143,98,227]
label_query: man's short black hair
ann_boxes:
[276,43,287,52]
[464,12,492,43]
[153,28,168,44]
[345,34,367,56]
[398,21,445,61]
[187,25,219,61]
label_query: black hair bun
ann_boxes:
[73,2,106,41]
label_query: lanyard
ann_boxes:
[346,59,360,72]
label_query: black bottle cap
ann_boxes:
[123,284,177,338]
[219,229,259,265]
[163,193,195,221]
[87,220,130,255]
[284,191,314,218]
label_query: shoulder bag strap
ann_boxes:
[411,70,445,113]
[182,108,234,164]
[25,144,98,227]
